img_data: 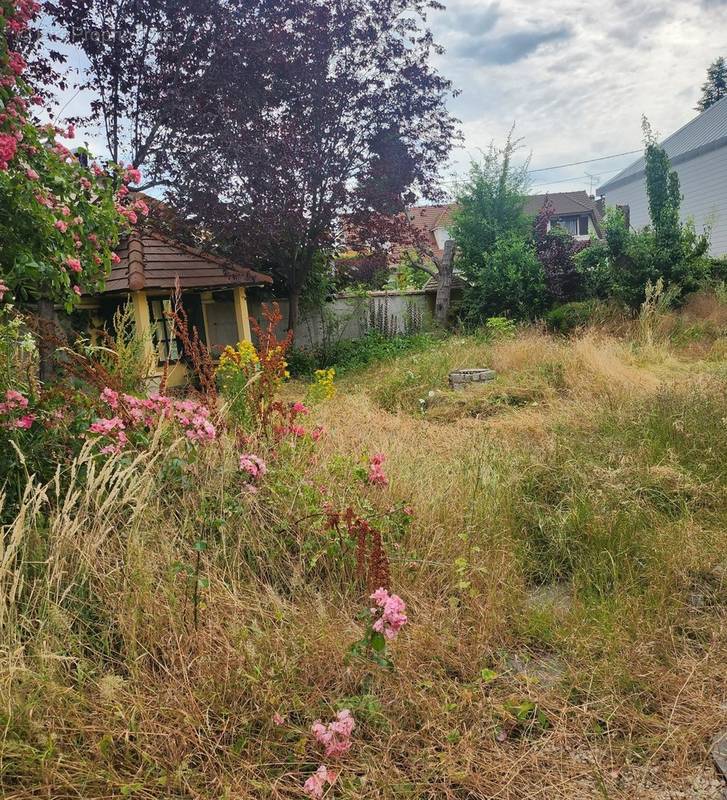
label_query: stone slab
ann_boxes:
[449,368,496,390]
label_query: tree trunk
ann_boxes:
[287,285,301,334]
[37,298,56,383]
[435,240,456,328]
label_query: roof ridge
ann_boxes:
[127,232,145,291]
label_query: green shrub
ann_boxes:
[461,233,547,323]
[545,300,604,334]
[483,316,517,339]
[287,332,438,377]
[574,137,711,311]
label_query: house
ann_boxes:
[597,96,727,255]
[406,190,603,260]
[83,228,272,387]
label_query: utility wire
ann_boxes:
[529,166,623,189]
[438,148,640,193]
[526,149,641,174]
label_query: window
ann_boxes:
[553,216,579,235]
[550,215,590,237]
[148,298,180,363]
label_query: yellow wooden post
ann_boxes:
[130,290,156,365]
[233,287,252,342]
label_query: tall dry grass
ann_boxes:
[1,320,727,799]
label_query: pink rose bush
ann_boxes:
[0,0,137,312]
[88,388,216,455]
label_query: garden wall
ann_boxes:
[247,289,434,349]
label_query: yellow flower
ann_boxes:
[309,367,336,400]
[217,340,259,374]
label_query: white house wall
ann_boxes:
[602,144,727,256]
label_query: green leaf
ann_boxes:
[480,668,498,683]
[194,539,208,552]
[371,631,386,652]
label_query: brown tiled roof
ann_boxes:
[522,191,603,220]
[407,191,602,257]
[103,230,272,294]
[405,205,453,259]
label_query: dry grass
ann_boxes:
[1,315,727,799]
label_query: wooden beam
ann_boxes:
[233,287,252,342]
[130,290,156,365]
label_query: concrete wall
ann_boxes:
[602,145,727,255]
[248,290,433,349]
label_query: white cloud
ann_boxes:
[430,0,727,196]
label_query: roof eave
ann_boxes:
[599,133,727,195]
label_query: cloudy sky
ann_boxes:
[51,0,726,200]
[429,0,727,197]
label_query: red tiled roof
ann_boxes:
[103,230,272,294]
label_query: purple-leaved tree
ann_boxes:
[166,0,458,330]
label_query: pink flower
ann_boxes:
[239,453,267,479]
[15,414,35,429]
[66,257,82,272]
[7,51,26,76]
[272,712,285,726]
[101,387,119,408]
[134,198,149,216]
[123,166,142,185]
[0,280,8,301]
[5,390,28,409]
[26,168,39,180]
[311,426,326,442]
[291,400,309,416]
[54,220,68,233]
[0,133,18,166]
[290,424,305,437]
[367,453,388,487]
[303,765,337,799]
[89,417,125,435]
[111,252,121,264]
[370,588,408,640]
[311,709,355,759]
[72,285,82,297]
[123,207,138,225]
